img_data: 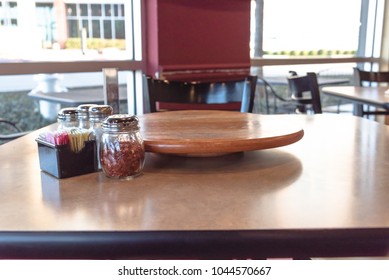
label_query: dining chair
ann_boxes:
[0,118,30,143]
[143,75,257,113]
[355,67,389,86]
[257,76,298,114]
[354,67,389,117]
[287,72,322,114]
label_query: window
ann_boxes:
[65,3,125,40]
[36,3,55,48]
[91,4,101,17]
[92,19,100,38]
[0,0,144,120]
[0,1,18,27]
[0,1,141,62]
[68,19,79,38]
[103,19,112,39]
[67,4,77,17]
[115,20,125,39]
[250,0,378,58]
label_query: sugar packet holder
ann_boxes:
[36,130,96,179]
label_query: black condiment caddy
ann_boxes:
[36,138,96,179]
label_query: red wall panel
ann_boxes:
[145,0,251,81]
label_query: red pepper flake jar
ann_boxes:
[100,114,145,179]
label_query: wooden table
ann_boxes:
[322,86,389,116]
[1,112,389,259]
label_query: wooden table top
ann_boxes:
[138,110,304,155]
[1,113,389,259]
[322,86,389,109]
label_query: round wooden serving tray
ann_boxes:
[138,110,304,156]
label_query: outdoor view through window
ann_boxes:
[251,0,362,58]
[0,0,141,62]
[0,0,142,140]
[0,1,374,63]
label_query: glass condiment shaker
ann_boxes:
[76,104,98,130]
[57,107,79,130]
[100,114,145,179]
[89,105,113,170]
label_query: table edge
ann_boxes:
[1,228,388,259]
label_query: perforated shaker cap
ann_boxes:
[89,105,113,121]
[102,114,140,131]
[57,107,78,122]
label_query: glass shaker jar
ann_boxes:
[76,104,98,130]
[57,107,79,130]
[89,105,113,170]
[100,114,145,179]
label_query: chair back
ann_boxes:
[143,75,257,113]
[287,72,322,114]
[0,118,29,143]
[354,67,389,86]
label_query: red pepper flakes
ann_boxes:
[100,139,145,179]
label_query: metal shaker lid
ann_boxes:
[102,114,140,131]
[76,104,98,119]
[57,107,78,122]
[89,105,113,120]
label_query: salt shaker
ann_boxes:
[57,107,78,130]
[76,104,98,130]
[100,114,145,179]
[89,105,113,170]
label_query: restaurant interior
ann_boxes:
[1,0,389,260]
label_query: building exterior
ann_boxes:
[0,0,127,55]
